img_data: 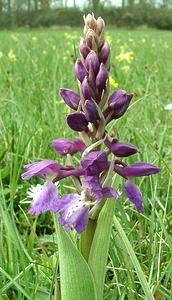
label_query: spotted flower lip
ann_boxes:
[53,175,120,233]
[21,160,62,180]
[67,112,88,132]
[124,181,144,212]
[27,180,59,215]
[114,162,161,178]
[60,88,80,110]
[50,138,86,156]
[81,151,109,176]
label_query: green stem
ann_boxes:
[80,218,97,261]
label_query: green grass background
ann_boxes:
[0,27,172,299]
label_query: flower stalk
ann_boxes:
[22,12,161,300]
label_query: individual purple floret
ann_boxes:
[22,13,161,233]
[50,138,86,156]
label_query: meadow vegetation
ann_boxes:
[0,27,172,299]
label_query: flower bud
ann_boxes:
[80,39,90,59]
[96,63,108,90]
[67,112,88,132]
[85,100,99,124]
[83,13,97,33]
[85,50,99,75]
[107,140,139,157]
[96,17,105,36]
[60,88,80,110]
[81,76,94,99]
[85,29,98,52]
[100,41,110,65]
[75,59,87,83]
[104,89,133,121]
[114,162,161,178]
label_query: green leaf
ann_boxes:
[57,223,97,300]
[113,214,155,300]
[88,199,115,300]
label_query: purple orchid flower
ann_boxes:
[60,88,80,110]
[50,138,86,156]
[21,160,62,180]
[67,112,89,132]
[54,175,120,233]
[81,151,109,176]
[114,160,161,211]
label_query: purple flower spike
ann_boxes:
[75,59,87,83]
[28,180,59,215]
[99,41,110,64]
[22,160,62,180]
[108,141,139,157]
[96,63,108,90]
[81,76,95,99]
[81,151,109,176]
[67,112,88,132]
[60,88,80,110]
[124,181,144,212]
[85,99,99,124]
[55,193,89,233]
[50,138,86,156]
[85,50,100,75]
[114,162,161,178]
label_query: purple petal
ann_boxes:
[22,160,61,180]
[108,141,139,157]
[114,162,161,178]
[85,50,99,75]
[81,151,109,176]
[50,138,86,156]
[75,59,87,83]
[28,181,58,215]
[85,100,99,124]
[60,88,80,110]
[102,187,121,199]
[56,193,89,234]
[99,41,110,64]
[53,167,86,181]
[67,112,88,132]
[96,63,108,90]
[82,176,104,202]
[81,76,95,100]
[107,89,133,120]
[80,39,90,59]
[124,181,144,212]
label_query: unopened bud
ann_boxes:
[80,39,90,59]
[85,29,98,52]
[100,41,110,65]
[75,59,87,83]
[83,13,97,34]
[81,76,95,100]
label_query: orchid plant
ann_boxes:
[22,14,161,300]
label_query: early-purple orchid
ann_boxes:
[22,13,161,234]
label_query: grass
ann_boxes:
[0,27,172,299]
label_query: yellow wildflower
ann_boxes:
[141,38,146,44]
[116,49,134,64]
[32,36,37,42]
[164,42,169,49]
[121,65,130,72]
[8,50,16,62]
[0,51,3,58]
[109,77,119,89]
[106,35,112,45]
